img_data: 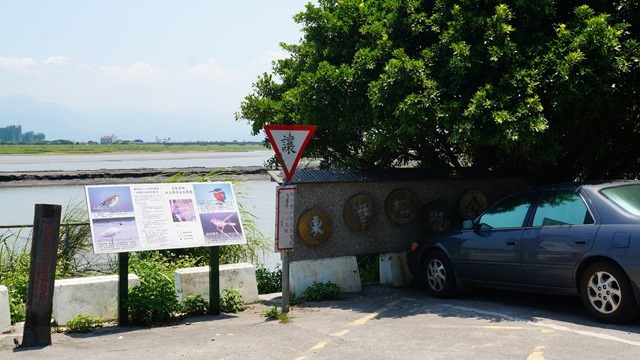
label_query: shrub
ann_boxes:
[357,253,380,284]
[65,315,104,333]
[127,254,180,325]
[56,200,92,277]
[0,234,30,324]
[220,288,245,313]
[256,265,282,294]
[9,295,26,324]
[289,292,303,306]
[182,295,209,316]
[303,281,343,301]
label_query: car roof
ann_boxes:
[527,179,640,193]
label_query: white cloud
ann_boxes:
[0,56,35,70]
[43,56,71,65]
[98,61,167,83]
[262,49,289,64]
[0,53,273,115]
[185,58,239,80]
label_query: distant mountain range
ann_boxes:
[0,95,254,143]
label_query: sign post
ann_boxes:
[264,124,316,313]
[21,204,61,348]
[276,186,296,251]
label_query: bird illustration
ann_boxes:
[210,217,237,233]
[100,222,122,246]
[210,188,226,203]
[171,201,190,222]
[97,194,119,209]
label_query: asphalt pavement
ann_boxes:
[2,284,640,360]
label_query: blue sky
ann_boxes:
[0,1,309,141]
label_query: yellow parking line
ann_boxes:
[348,307,387,326]
[527,346,545,360]
[483,326,523,330]
[331,330,350,337]
[311,341,328,350]
[299,300,400,359]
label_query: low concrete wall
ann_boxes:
[52,274,140,326]
[379,253,413,287]
[174,263,259,304]
[289,256,361,296]
[0,285,10,333]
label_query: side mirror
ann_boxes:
[462,220,474,230]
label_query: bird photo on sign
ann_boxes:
[91,218,140,252]
[86,186,135,219]
[199,211,244,245]
[193,182,236,213]
[169,199,197,222]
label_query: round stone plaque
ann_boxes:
[298,208,333,245]
[343,194,374,231]
[419,200,452,233]
[384,189,417,225]
[458,189,488,220]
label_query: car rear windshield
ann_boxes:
[600,184,640,216]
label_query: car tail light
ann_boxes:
[410,242,419,252]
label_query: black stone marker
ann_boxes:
[21,204,61,348]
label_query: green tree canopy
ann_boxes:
[236,0,639,183]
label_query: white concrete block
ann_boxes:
[379,253,413,287]
[289,256,362,296]
[0,285,10,334]
[174,263,259,304]
[52,274,140,326]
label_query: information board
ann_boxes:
[85,182,246,254]
[275,186,296,250]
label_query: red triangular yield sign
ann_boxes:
[264,125,317,181]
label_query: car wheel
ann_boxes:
[580,261,639,323]
[423,251,458,298]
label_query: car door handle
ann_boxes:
[574,238,588,244]
[506,239,518,245]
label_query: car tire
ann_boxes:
[580,261,639,324]
[423,251,458,298]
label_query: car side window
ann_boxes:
[532,190,594,226]
[479,193,533,229]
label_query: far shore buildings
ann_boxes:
[100,134,118,144]
[0,125,45,143]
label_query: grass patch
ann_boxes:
[261,304,291,323]
[64,315,104,333]
[303,281,343,301]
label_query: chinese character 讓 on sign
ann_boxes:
[264,125,316,181]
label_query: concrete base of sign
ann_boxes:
[290,256,362,296]
[0,286,10,334]
[174,263,259,304]
[52,274,140,326]
[379,253,413,287]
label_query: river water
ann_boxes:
[0,150,281,269]
[0,150,273,172]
